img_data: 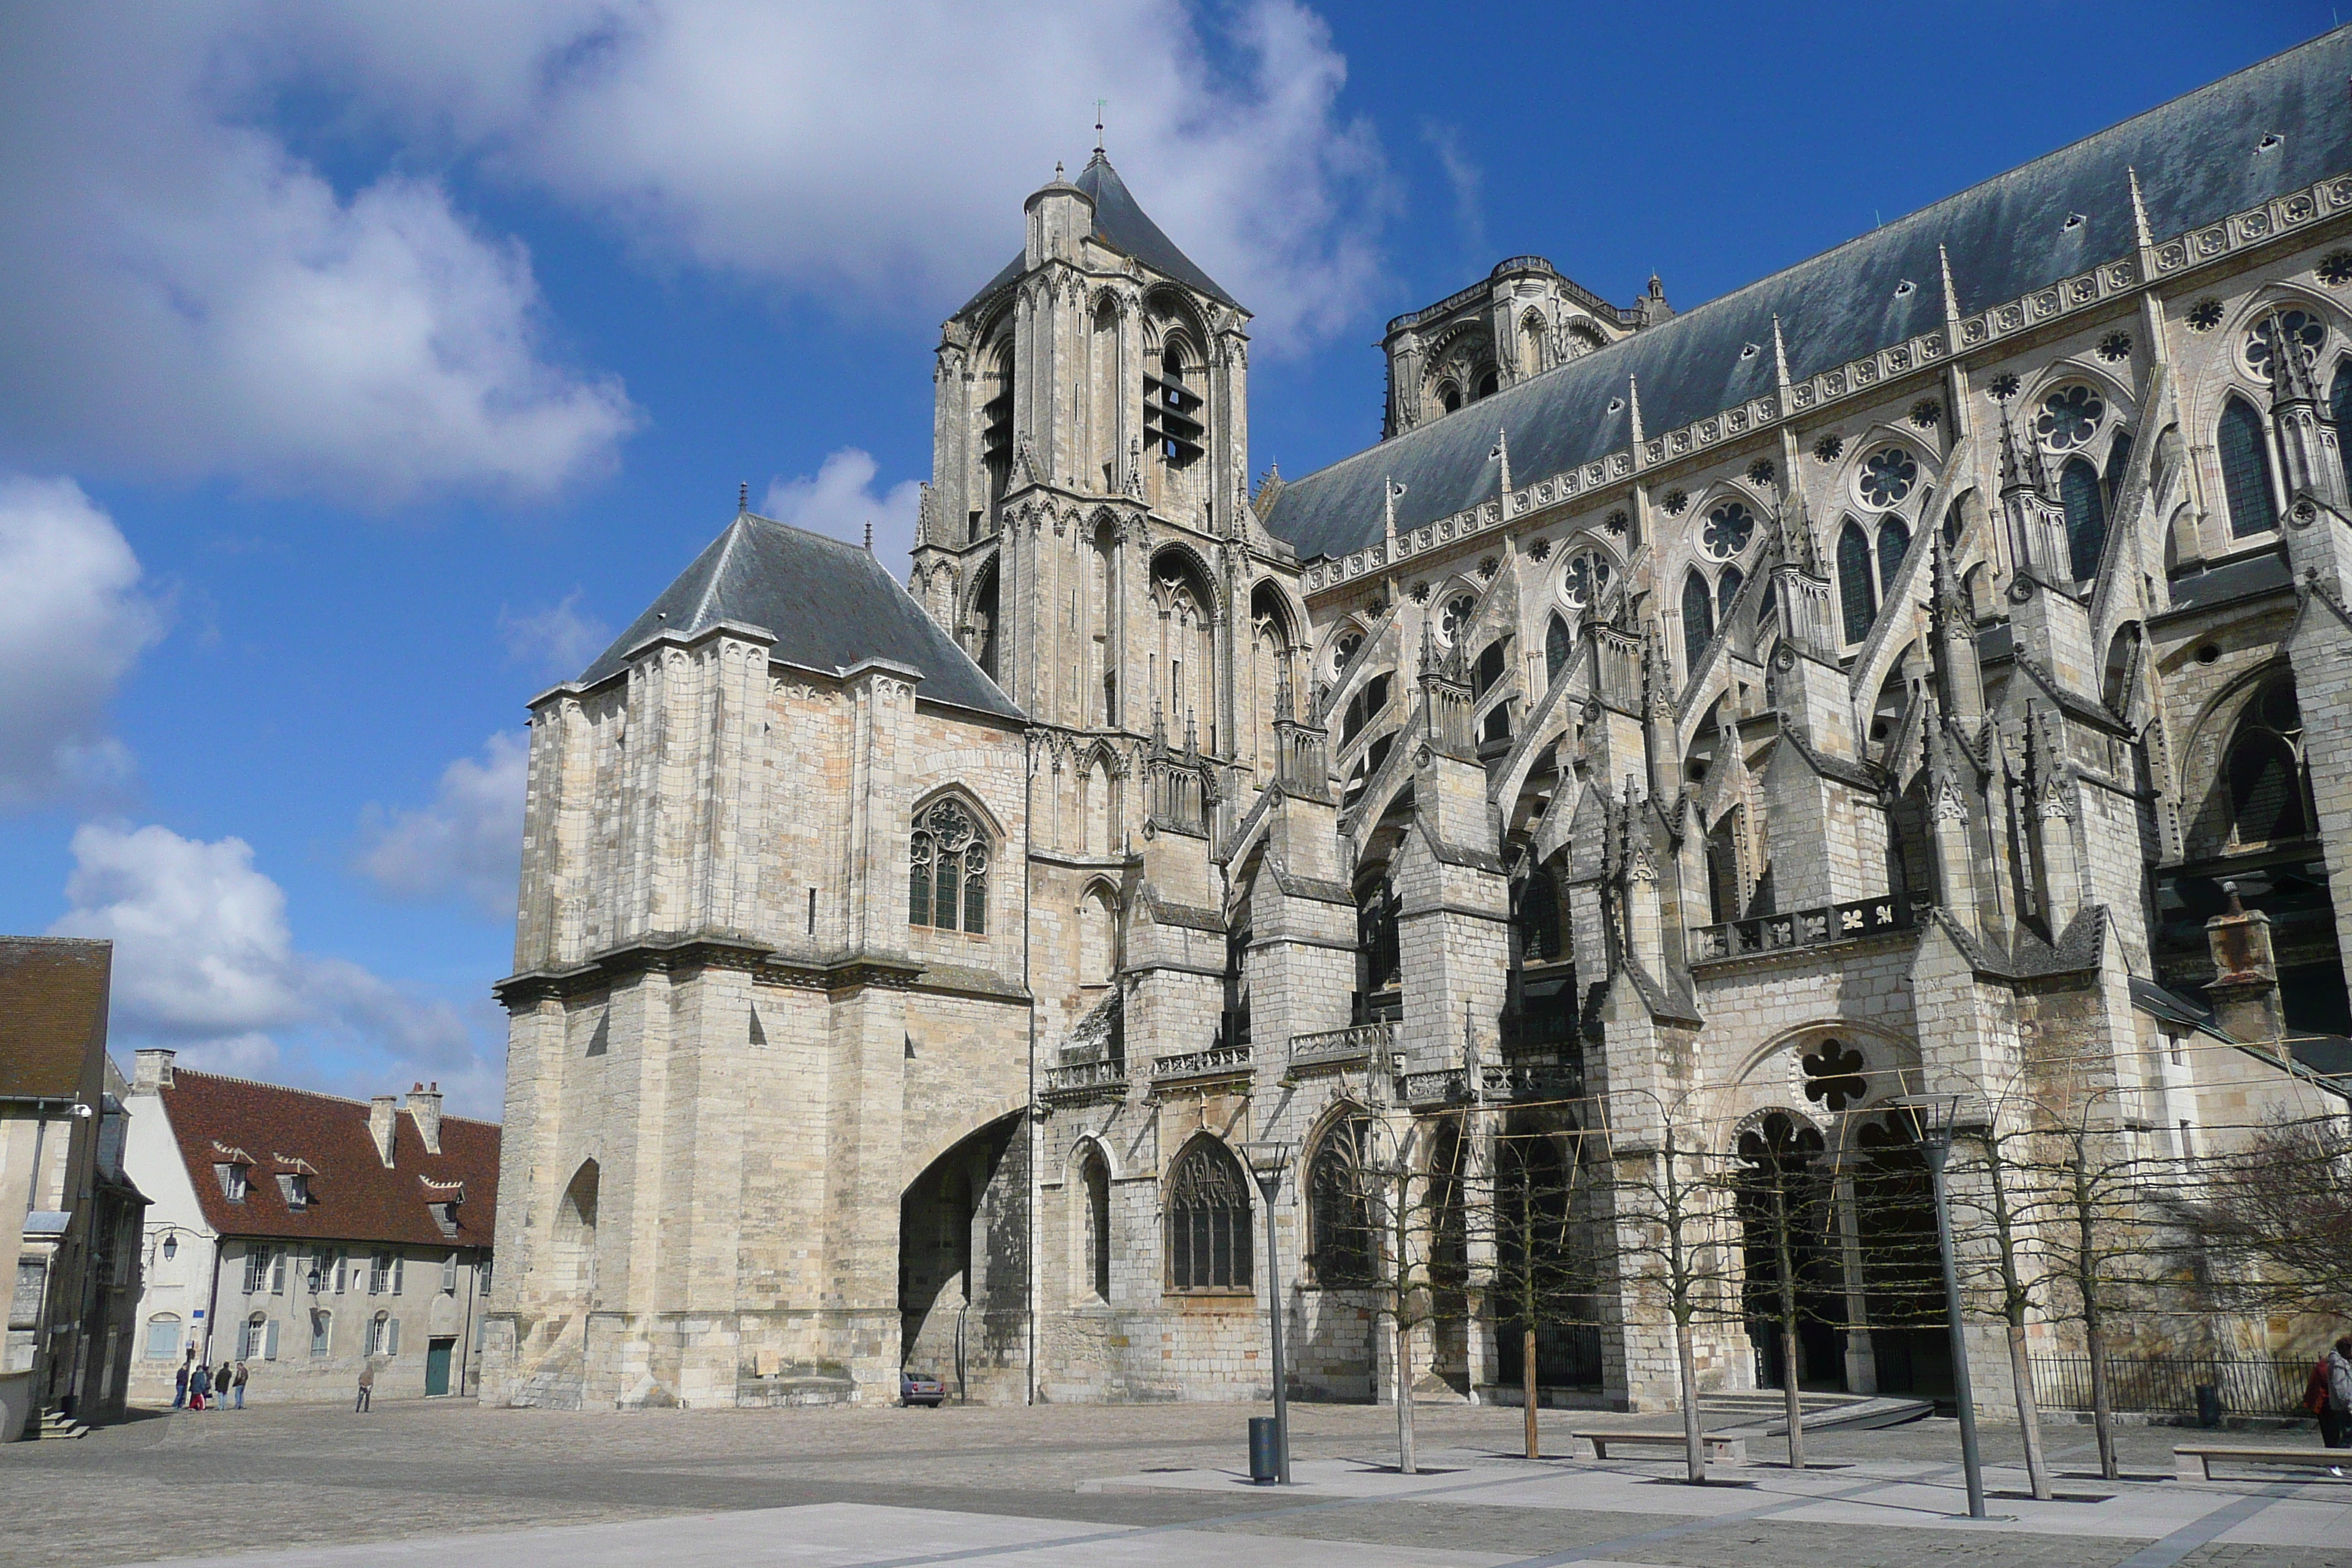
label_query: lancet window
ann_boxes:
[2219,395,2279,538]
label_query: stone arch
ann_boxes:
[1067,1135,1115,1305]
[2178,660,2310,859]
[553,1158,600,1302]
[1301,1100,1375,1287]
[899,1110,1025,1377]
[1728,1021,1921,1120]
[1077,877,1120,986]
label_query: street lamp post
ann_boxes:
[1905,1093,1987,1520]
[1240,1139,1295,1485]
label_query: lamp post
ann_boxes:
[1240,1139,1296,1484]
[1904,1093,1988,1520]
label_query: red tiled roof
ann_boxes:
[159,1070,499,1251]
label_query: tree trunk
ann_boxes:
[1676,1319,1707,1484]
[2086,1311,2117,1481]
[2005,1314,2051,1499]
[1782,1322,1805,1470]
[1396,1317,1417,1474]
[1523,1325,1539,1459]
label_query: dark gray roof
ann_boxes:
[2158,549,2295,618]
[576,513,1023,720]
[1265,28,2352,564]
[958,151,1241,319]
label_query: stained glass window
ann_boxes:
[2332,361,2352,497]
[2219,396,2279,538]
[1166,1139,1251,1291]
[2244,309,2325,383]
[2061,457,2108,583]
[1876,516,1910,599]
[1700,500,1756,560]
[1858,447,1918,508]
[1544,613,1572,682]
[910,798,989,934]
[2034,385,2105,451]
[1561,551,1613,609]
[1682,569,1714,674]
[1837,519,1877,644]
[1306,1120,1373,1286]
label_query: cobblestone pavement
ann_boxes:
[1,1398,2346,1568]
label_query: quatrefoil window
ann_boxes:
[1560,551,1613,609]
[1857,447,1918,508]
[1700,501,1755,562]
[2034,385,2106,451]
[1437,591,1478,646]
[1799,1039,1869,1112]
[2244,309,2325,382]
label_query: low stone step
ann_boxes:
[1709,1395,1934,1438]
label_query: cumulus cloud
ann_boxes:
[50,823,502,1112]
[500,590,612,678]
[0,477,168,809]
[0,7,638,501]
[254,0,1391,351]
[354,732,530,920]
[764,448,923,562]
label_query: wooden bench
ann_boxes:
[2175,1445,2350,1481]
[1577,1430,1746,1463]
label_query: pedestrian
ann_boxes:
[188,1360,210,1411]
[354,1360,374,1414]
[2326,1336,2352,1477]
[216,1361,233,1412]
[172,1357,189,1410]
[232,1360,248,1410]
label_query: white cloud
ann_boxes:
[764,448,924,562]
[500,590,612,677]
[0,477,168,809]
[354,733,529,920]
[0,7,638,501]
[50,822,503,1114]
[260,0,1392,351]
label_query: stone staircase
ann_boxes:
[1699,1390,1934,1438]
[36,1406,89,1439]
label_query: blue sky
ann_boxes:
[0,1,2332,1116]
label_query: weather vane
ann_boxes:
[1093,99,1107,153]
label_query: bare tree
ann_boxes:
[1490,1120,1603,1458]
[2169,1110,2352,1316]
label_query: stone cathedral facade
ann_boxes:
[483,36,2352,1413]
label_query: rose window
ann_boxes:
[1699,501,1755,561]
[2245,309,2325,382]
[1800,1039,1869,1112]
[1560,551,1613,610]
[1438,591,1478,646]
[2033,385,2106,451]
[1331,630,1364,675]
[1857,447,1918,508]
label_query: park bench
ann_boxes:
[1577,1430,1746,1463]
[2175,1445,2351,1481]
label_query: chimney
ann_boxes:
[2204,881,2287,1052]
[404,1082,443,1156]
[132,1048,176,1093]
[369,1095,399,1167]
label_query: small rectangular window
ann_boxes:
[216,1164,249,1202]
[807,887,817,934]
[441,1254,458,1294]
[310,1310,331,1358]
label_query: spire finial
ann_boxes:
[1093,99,1107,156]
[739,480,748,513]
[864,519,873,553]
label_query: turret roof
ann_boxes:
[957,150,1241,318]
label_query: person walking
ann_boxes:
[188,1360,210,1412]
[216,1360,233,1413]
[354,1360,374,1413]
[232,1360,248,1410]
[2326,1336,2352,1477]
[172,1356,190,1410]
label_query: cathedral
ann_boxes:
[482,32,2352,1414]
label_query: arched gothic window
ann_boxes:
[1681,569,1714,674]
[2219,395,2279,538]
[1436,380,1462,414]
[1305,1117,1373,1286]
[2104,428,2135,512]
[1515,866,1561,962]
[1077,1146,1112,1302]
[1166,1139,1251,1291]
[2333,361,2352,497]
[1837,519,1877,643]
[2060,456,2108,582]
[1357,875,1401,1001]
[1716,565,1744,629]
[1544,613,1572,683]
[1876,516,1911,599]
[2225,679,2313,847]
[909,798,990,934]
[1472,639,1507,698]
[1474,366,1500,401]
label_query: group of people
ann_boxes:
[169,1352,246,1411]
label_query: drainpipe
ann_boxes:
[1023,732,1039,1406]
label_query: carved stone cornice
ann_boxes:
[494,933,925,1008]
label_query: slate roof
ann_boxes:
[1264,27,2352,565]
[2157,549,2296,619]
[576,512,1023,720]
[157,1070,500,1250]
[957,150,1240,320]
[0,936,110,1102]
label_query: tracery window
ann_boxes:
[909,798,990,935]
[2034,385,2106,451]
[2218,396,2280,538]
[2060,456,2108,582]
[1560,550,1613,610]
[2225,679,2313,847]
[1544,613,1572,682]
[1875,516,1910,598]
[1856,446,1918,508]
[1836,519,1877,643]
[1700,500,1755,561]
[1681,569,1714,674]
[2244,308,2325,383]
[1438,590,1479,647]
[1332,627,1365,676]
[1305,1118,1374,1286]
[1166,1139,1251,1291]
[1716,565,1745,629]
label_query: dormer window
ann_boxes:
[276,1172,311,1210]
[216,1162,249,1203]
[429,1201,461,1238]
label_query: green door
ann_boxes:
[424,1336,455,1397]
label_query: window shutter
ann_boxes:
[442,1254,457,1294]
[391,1256,404,1295]
[270,1252,285,1294]
[264,1319,279,1360]
[385,1318,399,1356]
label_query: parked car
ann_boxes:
[900,1371,946,1407]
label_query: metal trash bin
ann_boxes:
[2195,1384,2221,1429]
[1248,1416,1281,1483]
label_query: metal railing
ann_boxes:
[2027,1355,2307,1417]
[1286,1022,1396,1071]
[1689,894,1917,963]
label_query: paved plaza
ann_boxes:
[4,1398,2350,1568]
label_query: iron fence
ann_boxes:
[2027,1354,2308,1417]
